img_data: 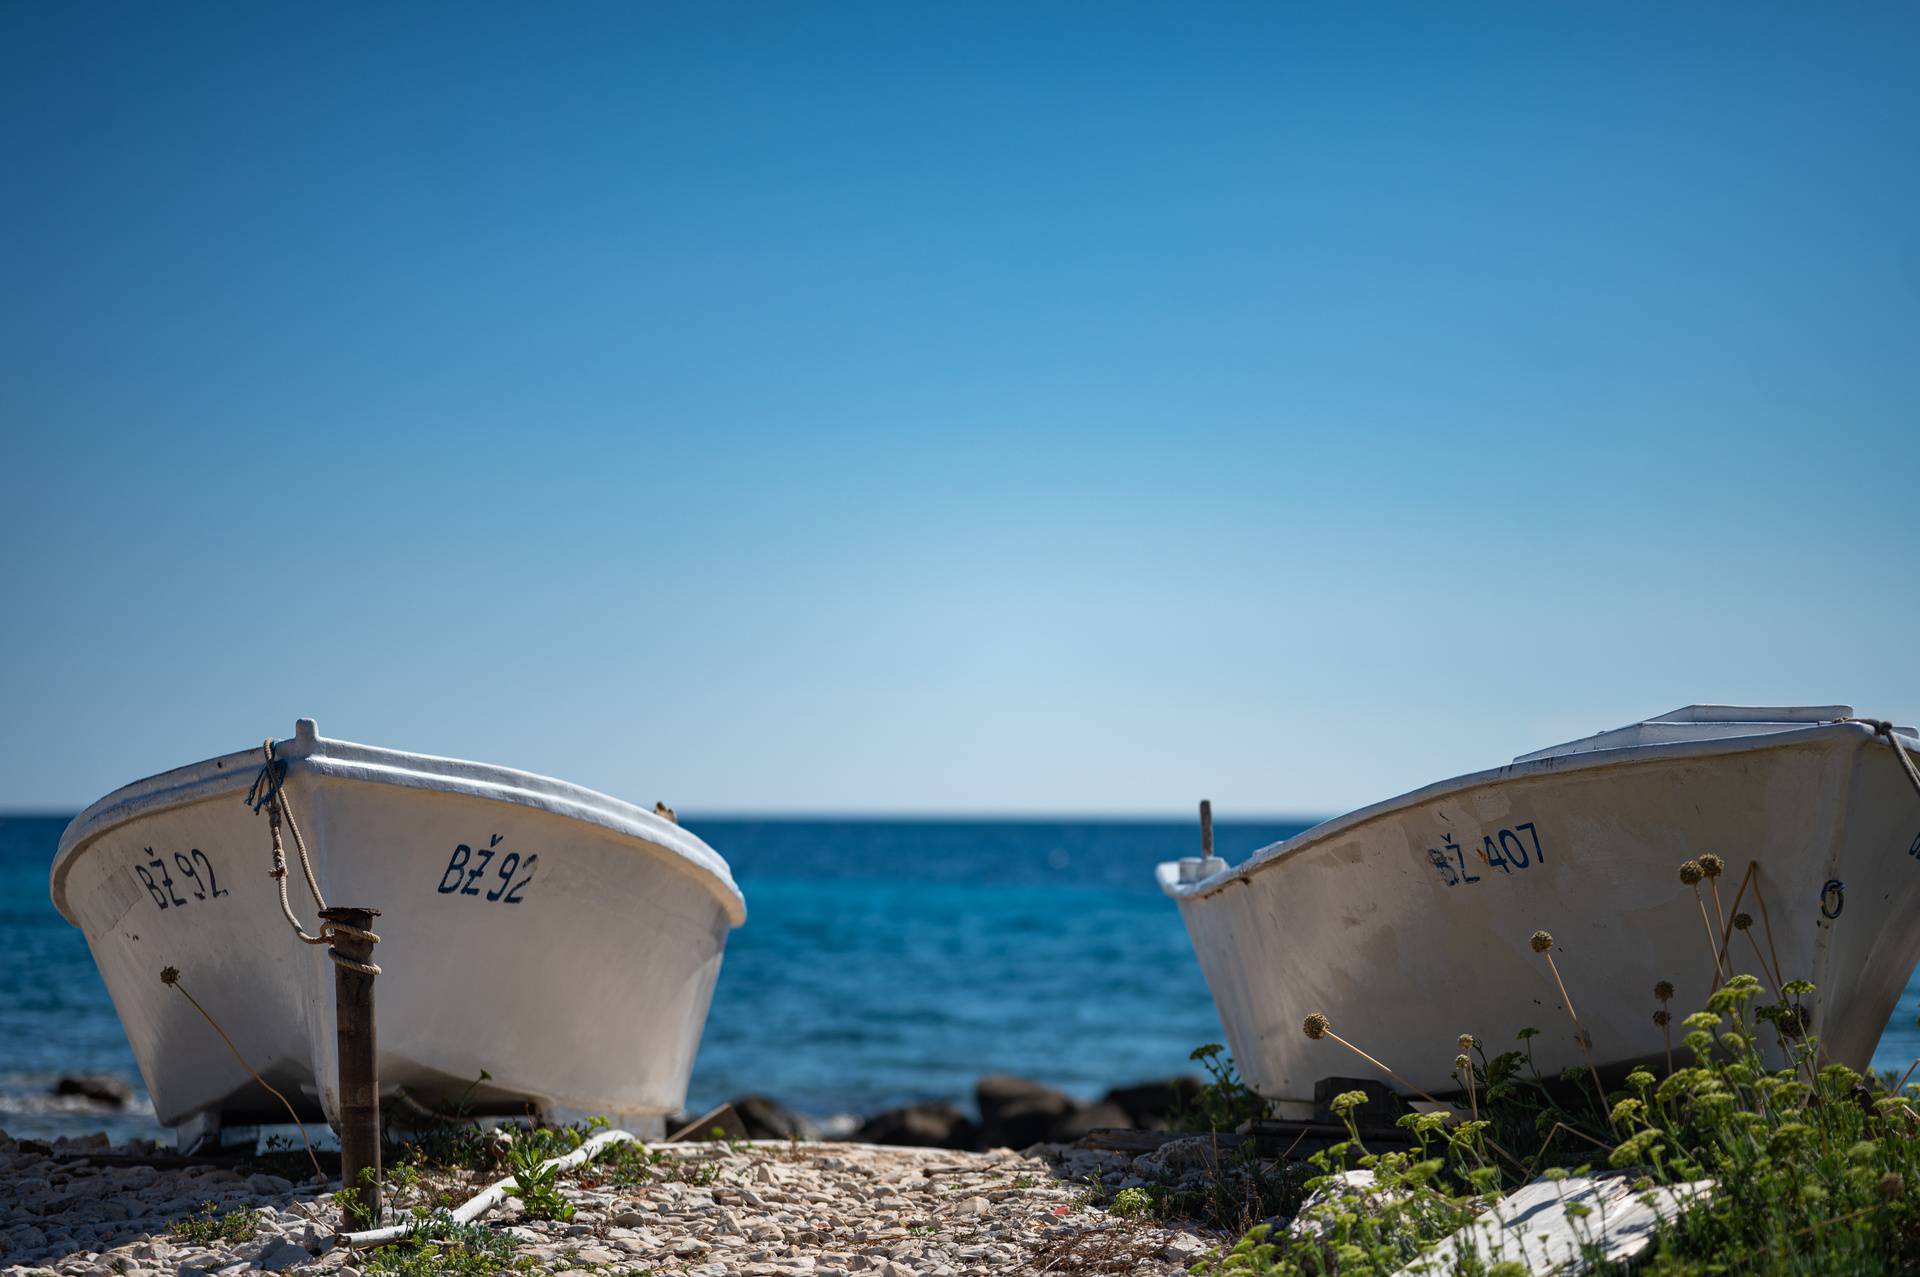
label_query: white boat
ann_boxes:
[1158,707,1920,1106]
[51,720,745,1149]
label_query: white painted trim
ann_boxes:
[1160,717,1896,903]
[50,720,744,927]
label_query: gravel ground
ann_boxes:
[0,1132,1225,1276]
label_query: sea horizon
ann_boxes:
[7,812,1920,1146]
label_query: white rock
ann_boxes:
[1394,1173,1717,1277]
[256,1238,309,1271]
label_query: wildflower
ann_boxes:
[1454,1054,1472,1073]
[1300,1014,1445,1106]
[1679,860,1704,885]
[1699,854,1724,879]
[1654,981,1674,1002]
[160,967,180,986]
[1609,1127,1665,1169]
[1458,1033,1476,1053]
[1653,1010,1671,1028]
[1529,930,1553,953]
[1733,912,1753,930]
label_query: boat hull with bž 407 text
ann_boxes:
[1158,706,1920,1108]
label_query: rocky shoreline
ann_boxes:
[0,1127,1234,1277]
[702,1073,1201,1153]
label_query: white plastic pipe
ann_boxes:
[339,1128,639,1248]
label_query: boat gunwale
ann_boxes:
[1162,719,1898,903]
[50,726,746,927]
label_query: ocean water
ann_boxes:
[6,814,1920,1144]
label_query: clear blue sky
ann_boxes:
[3,3,1916,816]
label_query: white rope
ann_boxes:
[336,1129,640,1247]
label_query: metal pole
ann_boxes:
[321,906,381,1228]
[1200,799,1213,859]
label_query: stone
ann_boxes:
[1161,1233,1211,1262]
[732,1095,820,1141]
[56,1068,131,1102]
[255,1239,309,1271]
[975,1076,1080,1150]
[974,1076,1073,1130]
[852,1106,977,1150]
[1100,1077,1203,1129]
[1133,1135,1230,1185]
[1051,1100,1133,1144]
[1394,1173,1717,1277]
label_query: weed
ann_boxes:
[575,1137,664,1190]
[1175,1044,1270,1133]
[167,1201,262,1245]
[506,1134,577,1222]
[1110,1187,1154,1219]
[361,1210,534,1276]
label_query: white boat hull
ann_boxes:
[51,722,745,1145]
[1160,712,1920,1103]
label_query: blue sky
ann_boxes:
[3,2,1916,815]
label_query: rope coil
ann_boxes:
[250,739,381,975]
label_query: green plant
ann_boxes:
[1603,973,1920,1275]
[507,1134,577,1222]
[167,1201,262,1245]
[362,1210,534,1276]
[1204,859,1920,1275]
[575,1136,664,1190]
[1110,1187,1154,1219]
[1176,1043,1271,1133]
[332,1166,385,1231]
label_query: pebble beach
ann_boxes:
[0,1132,1225,1277]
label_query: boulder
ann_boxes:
[853,1103,977,1149]
[1051,1099,1134,1143]
[976,1075,1077,1149]
[729,1094,818,1141]
[976,1074,1075,1127]
[52,1075,132,1107]
[1101,1076,1203,1128]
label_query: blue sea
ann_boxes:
[6,814,1920,1144]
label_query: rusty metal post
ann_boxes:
[321,906,382,1228]
[1200,799,1213,859]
